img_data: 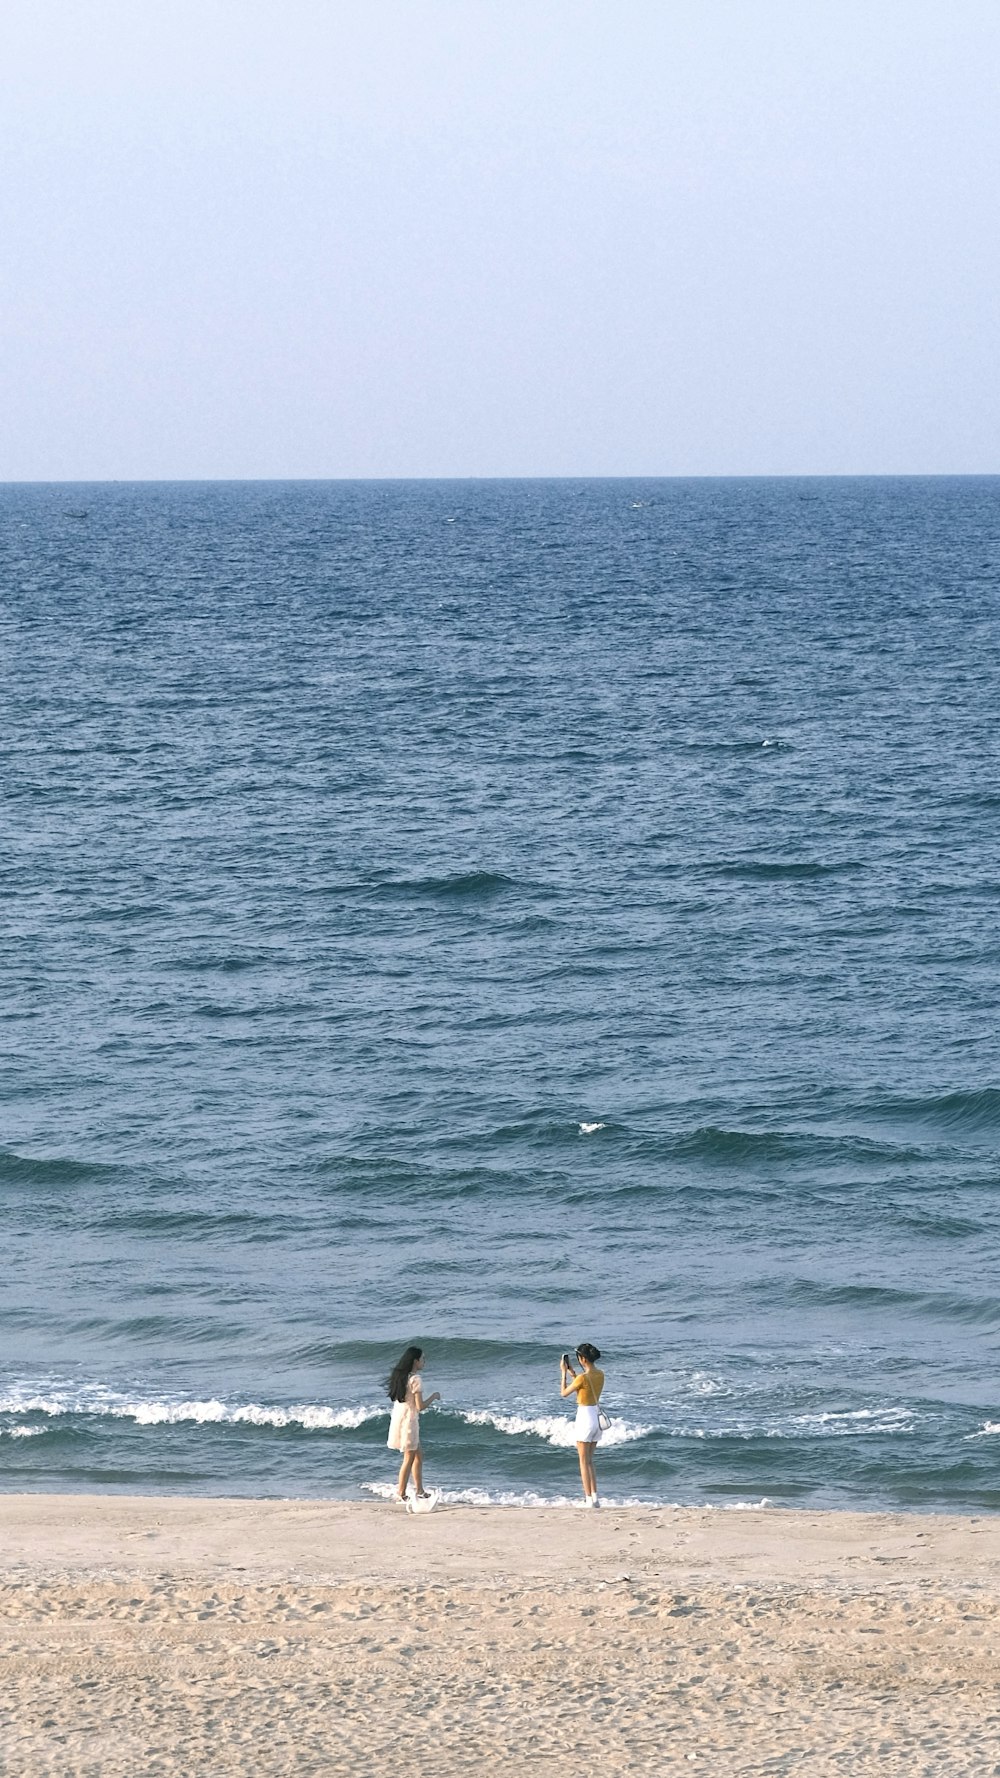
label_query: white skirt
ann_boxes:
[387,1400,420,1452]
[574,1404,601,1444]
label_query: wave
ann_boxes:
[0,1384,930,1453]
[361,1481,659,1509]
[84,1208,301,1240]
[711,859,862,881]
[459,1409,652,1449]
[896,1211,985,1239]
[776,1280,1000,1327]
[950,790,1000,811]
[788,1407,915,1436]
[864,1088,1000,1137]
[439,1114,611,1155]
[668,1126,810,1162]
[168,951,273,973]
[303,1156,520,1202]
[0,1386,387,1432]
[287,1335,559,1366]
[0,1387,650,1448]
[315,1116,929,1186]
[682,738,794,755]
[372,871,517,901]
[361,1483,776,1510]
[647,1127,919,1167]
[666,1406,915,1441]
[684,1372,731,1398]
[64,1315,250,1347]
[0,1148,119,1187]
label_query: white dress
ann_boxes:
[387,1372,422,1452]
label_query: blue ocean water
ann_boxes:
[2,476,1000,1511]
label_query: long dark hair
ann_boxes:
[576,1342,601,1365]
[386,1344,423,1403]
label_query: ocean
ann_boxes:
[2,475,999,1511]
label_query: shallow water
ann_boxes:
[2,476,1000,1508]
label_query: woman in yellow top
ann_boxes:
[560,1342,605,1507]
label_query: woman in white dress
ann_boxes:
[385,1344,440,1505]
[559,1342,605,1507]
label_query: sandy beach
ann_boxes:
[1,1497,998,1775]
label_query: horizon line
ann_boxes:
[1,470,998,487]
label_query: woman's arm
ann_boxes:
[559,1360,580,1400]
[411,1389,441,1413]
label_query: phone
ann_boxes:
[561,1352,572,1366]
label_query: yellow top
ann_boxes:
[570,1368,604,1407]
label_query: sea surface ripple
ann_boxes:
[2,477,999,1509]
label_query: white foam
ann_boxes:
[686,1372,730,1398]
[0,1386,654,1446]
[128,1400,386,1431]
[0,1382,913,1455]
[462,1409,578,1447]
[664,1404,915,1441]
[0,1385,651,1447]
[578,1121,605,1134]
[0,1392,69,1418]
[460,1408,652,1448]
[965,1421,1000,1440]
[0,1386,387,1433]
[362,1481,654,1509]
[790,1407,915,1435]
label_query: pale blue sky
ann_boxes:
[1,1,997,478]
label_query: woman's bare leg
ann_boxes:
[396,1451,416,1498]
[577,1442,598,1498]
[412,1451,425,1495]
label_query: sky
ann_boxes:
[1,1,998,480]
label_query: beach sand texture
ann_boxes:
[2,1497,999,1776]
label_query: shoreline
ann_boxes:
[3,1496,999,1774]
[3,1492,1000,1587]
